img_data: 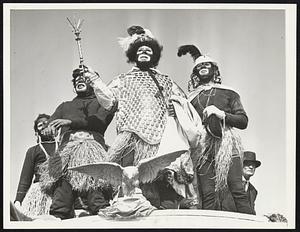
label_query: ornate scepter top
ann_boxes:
[67,17,84,67]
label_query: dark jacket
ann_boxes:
[190,87,248,129]
[220,182,257,214]
[15,142,56,203]
[48,94,114,147]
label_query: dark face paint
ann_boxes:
[73,76,93,97]
[36,117,54,141]
[135,45,155,70]
[192,62,215,85]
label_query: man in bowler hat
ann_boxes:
[219,151,261,214]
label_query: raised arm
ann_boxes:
[89,74,120,112]
[171,81,187,98]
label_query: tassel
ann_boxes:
[214,128,243,191]
[194,127,243,192]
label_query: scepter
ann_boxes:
[67,17,85,69]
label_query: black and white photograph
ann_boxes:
[3,3,296,229]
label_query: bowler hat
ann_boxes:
[243,151,261,168]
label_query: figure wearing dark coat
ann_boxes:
[220,181,257,214]
[48,94,113,147]
[40,93,115,219]
[189,84,254,215]
[15,143,56,203]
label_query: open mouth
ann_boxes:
[199,68,209,75]
[138,54,151,61]
[76,83,86,88]
[76,82,87,91]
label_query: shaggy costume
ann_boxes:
[178,44,253,214]
[90,26,196,209]
[39,92,114,219]
[15,142,56,217]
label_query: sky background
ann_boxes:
[7,6,293,220]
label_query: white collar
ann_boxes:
[242,176,248,182]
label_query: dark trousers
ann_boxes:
[50,179,110,220]
[197,156,254,214]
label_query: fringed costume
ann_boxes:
[39,86,115,219]
[189,82,253,214]
[104,67,173,166]
[177,44,253,214]
[90,25,197,209]
[15,142,56,217]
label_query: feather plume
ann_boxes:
[177,45,202,61]
[118,34,139,52]
[127,25,144,36]
[118,26,155,52]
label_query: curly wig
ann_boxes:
[126,39,163,67]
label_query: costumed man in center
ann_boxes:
[84,25,197,209]
[39,68,115,219]
[177,45,254,214]
[14,114,56,217]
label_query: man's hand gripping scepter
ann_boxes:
[67,17,99,83]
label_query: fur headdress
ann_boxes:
[118,25,155,52]
[119,25,163,66]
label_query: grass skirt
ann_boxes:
[39,139,110,194]
[195,127,244,192]
[21,182,52,217]
[107,131,159,165]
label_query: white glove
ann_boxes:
[203,105,226,120]
[82,65,100,83]
[14,201,22,211]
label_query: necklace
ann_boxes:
[37,129,61,158]
[38,142,52,159]
[196,88,216,111]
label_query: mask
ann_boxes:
[36,118,53,141]
[135,45,154,70]
[192,62,215,84]
[73,75,93,97]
